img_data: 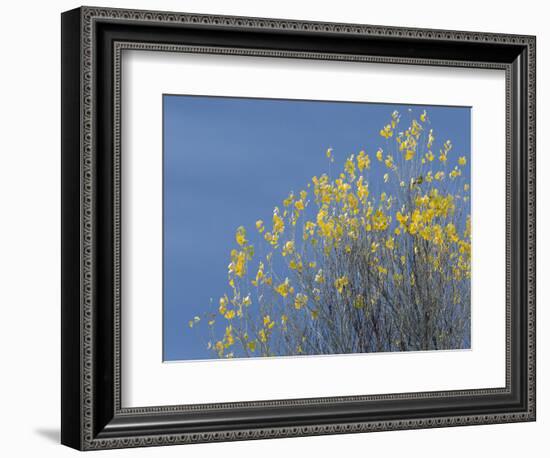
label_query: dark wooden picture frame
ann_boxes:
[61,6,536,450]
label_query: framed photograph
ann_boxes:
[61,6,536,450]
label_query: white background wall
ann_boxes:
[0,0,545,456]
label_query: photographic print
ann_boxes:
[163,95,471,361]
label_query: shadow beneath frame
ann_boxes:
[35,428,60,444]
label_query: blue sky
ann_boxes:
[163,95,471,361]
